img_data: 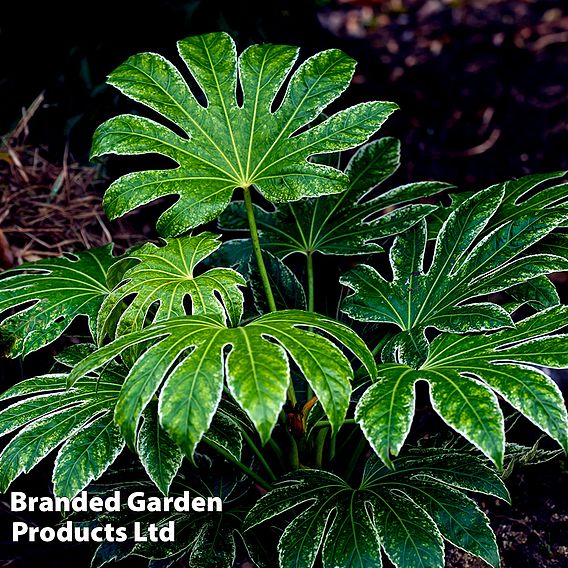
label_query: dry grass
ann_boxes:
[0,94,145,268]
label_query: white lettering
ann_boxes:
[127,492,146,512]
[10,492,27,512]
[12,522,28,541]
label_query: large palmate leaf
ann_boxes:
[91,32,398,236]
[0,345,244,497]
[245,449,507,568]
[0,362,125,498]
[0,246,114,357]
[97,232,245,340]
[356,306,568,469]
[67,311,376,457]
[341,183,568,365]
[220,137,448,258]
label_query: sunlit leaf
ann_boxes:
[67,311,375,455]
[91,32,397,236]
[357,306,568,469]
[98,233,245,340]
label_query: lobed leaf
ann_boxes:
[92,32,398,236]
[0,246,115,357]
[98,233,245,341]
[67,311,375,456]
[246,450,504,568]
[357,306,568,469]
[0,370,124,497]
[341,182,568,365]
[220,137,447,258]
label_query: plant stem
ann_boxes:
[268,437,285,463]
[307,252,315,312]
[241,429,278,482]
[306,252,315,401]
[329,433,337,462]
[243,186,277,313]
[286,429,300,470]
[244,186,300,466]
[204,438,272,491]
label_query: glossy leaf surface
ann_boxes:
[68,311,376,454]
[0,367,124,497]
[357,306,568,469]
[98,233,245,339]
[92,32,397,236]
[220,138,446,257]
[245,449,506,568]
[341,184,568,365]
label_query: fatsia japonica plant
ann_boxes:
[0,31,567,568]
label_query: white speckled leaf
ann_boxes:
[67,310,375,454]
[245,451,505,568]
[219,137,446,257]
[357,306,568,470]
[341,182,568,365]
[98,233,245,340]
[0,368,124,497]
[91,32,398,236]
[0,246,114,357]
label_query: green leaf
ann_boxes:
[220,137,446,258]
[358,306,568,468]
[246,450,504,568]
[372,490,443,568]
[426,171,567,240]
[98,233,245,340]
[0,246,114,357]
[341,182,568,364]
[201,408,243,464]
[481,171,568,234]
[53,412,124,498]
[138,403,183,496]
[208,239,306,312]
[507,276,560,310]
[0,369,124,497]
[404,483,499,567]
[538,233,568,261]
[91,32,398,236]
[67,311,375,455]
[355,366,418,468]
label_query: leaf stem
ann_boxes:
[307,252,315,312]
[241,429,278,482]
[243,186,277,313]
[306,252,315,401]
[286,429,300,470]
[268,437,285,463]
[203,438,272,492]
